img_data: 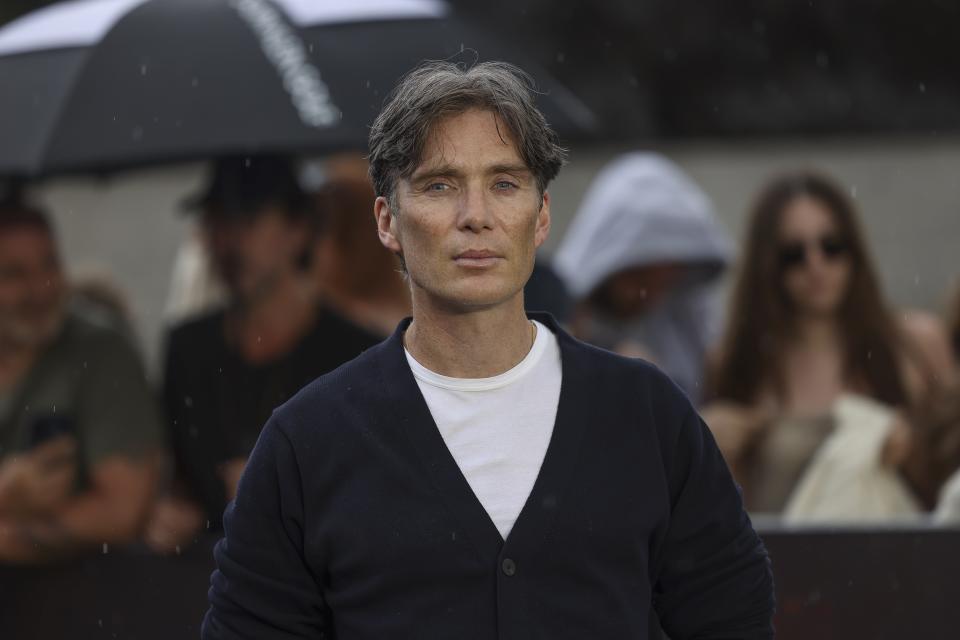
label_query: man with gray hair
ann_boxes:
[204,61,774,639]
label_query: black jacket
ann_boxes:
[203,314,774,639]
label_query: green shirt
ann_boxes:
[0,310,162,473]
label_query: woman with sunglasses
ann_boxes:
[702,170,955,513]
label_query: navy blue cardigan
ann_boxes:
[203,314,774,639]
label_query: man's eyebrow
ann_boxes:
[490,163,533,177]
[409,163,533,183]
[409,164,464,182]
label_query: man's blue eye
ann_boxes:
[427,183,449,192]
[495,181,516,190]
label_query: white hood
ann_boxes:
[554,152,731,300]
[551,152,732,402]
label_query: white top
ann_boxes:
[934,469,960,525]
[783,394,922,524]
[405,320,562,540]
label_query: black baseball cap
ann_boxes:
[182,155,309,218]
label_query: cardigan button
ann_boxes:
[501,558,517,576]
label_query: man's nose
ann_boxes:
[456,187,495,233]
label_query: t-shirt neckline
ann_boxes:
[405,320,550,392]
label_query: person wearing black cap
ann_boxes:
[145,156,379,553]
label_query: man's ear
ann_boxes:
[374,196,402,255]
[534,191,551,249]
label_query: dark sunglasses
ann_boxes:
[778,235,849,269]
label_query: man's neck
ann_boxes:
[404,294,535,379]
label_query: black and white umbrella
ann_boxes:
[0,0,596,177]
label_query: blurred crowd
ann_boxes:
[1,150,959,565]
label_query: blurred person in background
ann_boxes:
[896,383,960,522]
[703,170,956,513]
[949,279,960,363]
[0,200,162,564]
[927,284,960,522]
[777,387,960,523]
[553,152,731,403]
[525,258,574,325]
[146,156,379,553]
[311,155,411,337]
[928,385,960,523]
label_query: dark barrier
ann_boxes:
[0,536,216,640]
[1,527,959,638]
[761,524,960,640]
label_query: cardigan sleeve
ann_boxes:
[202,413,329,639]
[652,406,775,639]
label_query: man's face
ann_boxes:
[375,108,550,312]
[0,226,66,347]
[202,206,309,305]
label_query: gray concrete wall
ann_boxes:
[34,163,204,376]
[32,136,960,374]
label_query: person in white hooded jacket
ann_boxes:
[553,152,731,403]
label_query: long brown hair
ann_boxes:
[711,170,910,406]
[948,280,960,362]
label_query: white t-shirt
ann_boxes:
[405,320,562,540]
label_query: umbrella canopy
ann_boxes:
[0,0,595,177]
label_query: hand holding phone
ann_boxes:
[0,424,78,517]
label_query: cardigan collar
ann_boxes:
[375,312,594,565]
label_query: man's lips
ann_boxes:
[454,249,502,267]
[456,249,500,259]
